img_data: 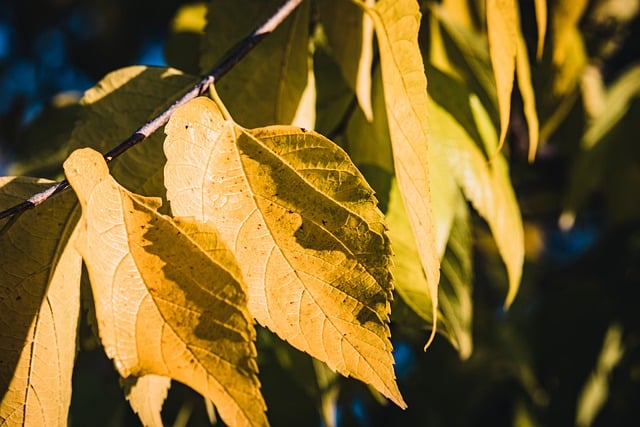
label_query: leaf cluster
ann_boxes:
[2,0,638,425]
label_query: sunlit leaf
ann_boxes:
[122,375,171,427]
[387,178,472,357]
[534,0,547,60]
[200,0,310,127]
[514,5,540,162]
[64,148,266,427]
[428,66,523,307]
[362,0,440,345]
[317,0,374,120]
[486,0,517,151]
[0,178,81,426]
[67,66,198,197]
[164,96,405,408]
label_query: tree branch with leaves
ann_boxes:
[0,0,540,425]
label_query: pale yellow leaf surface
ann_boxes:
[0,178,81,426]
[63,148,266,427]
[362,0,440,346]
[486,0,517,151]
[317,0,374,120]
[164,96,405,408]
[122,375,171,427]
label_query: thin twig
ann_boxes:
[0,0,304,223]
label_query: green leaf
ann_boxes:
[164,96,405,408]
[362,0,441,345]
[67,66,198,197]
[486,0,517,150]
[200,0,310,127]
[317,0,374,120]
[0,178,81,426]
[64,148,266,427]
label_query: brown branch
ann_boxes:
[0,0,304,224]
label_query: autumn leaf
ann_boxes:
[486,0,517,151]
[361,0,440,346]
[67,65,198,197]
[387,179,473,358]
[317,0,374,120]
[122,375,171,427]
[428,66,523,307]
[64,148,266,427]
[0,178,81,426]
[200,0,310,128]
[164,96,405,408]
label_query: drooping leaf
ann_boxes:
[515,18,540,162]
[164,96,405,408]
[387,177,473,357]
[317,0,374,120]
[362,0,440,345]
[437,193,473,359]
[534,0,547,60]
[470,95,523,307]
[63,148,266,427]
[486,0,517,151]
[200,0,310,128]
[0,178,82,426]
[122,375,171,427]
[67,66,198,198]
[430,4,499,132]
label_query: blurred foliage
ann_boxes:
[0,0,639,426]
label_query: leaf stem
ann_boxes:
[0,0,305,223]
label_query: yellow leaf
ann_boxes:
[164,96,405,408]
[64,148,266,427]
[122,375,171,427]
[514,6,540,162]
[486,0,517,151]
[362,0,441,347]
[534,0,547,60]
[427,67,523,307]
[387,179,473,358]
[200,0,310,127]
[0,178,81,426]
[67,65,198,197]
[317,0,375,120]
